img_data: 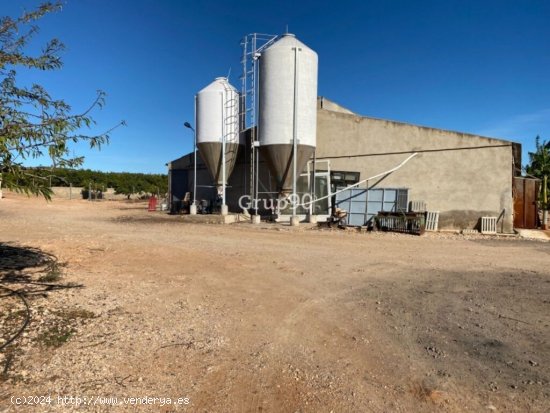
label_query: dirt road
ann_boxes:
[1,194,549,412]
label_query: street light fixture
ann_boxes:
[184,121,197,215]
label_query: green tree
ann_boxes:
[526,136,550,228]
[0,2,124,199]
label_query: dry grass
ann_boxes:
[409,381,446,404]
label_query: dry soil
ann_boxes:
[0,194,549,412]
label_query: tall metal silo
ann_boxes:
[259,33,318,197]
[196,77,240,206]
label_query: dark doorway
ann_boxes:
[170,169,189,213]
[513,177,540,229]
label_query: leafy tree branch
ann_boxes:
[0,1,125,199]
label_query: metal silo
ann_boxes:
[259,33,318,197]
[196,77,240,209]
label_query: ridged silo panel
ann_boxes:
[196,77,240,188]
[259,34,318,195]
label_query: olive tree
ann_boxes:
[526,135,550,227]
[0,2,124,199]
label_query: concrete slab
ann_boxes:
[178,213,246,224]
[516,229,550,241]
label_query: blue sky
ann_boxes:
[3,0,550,173]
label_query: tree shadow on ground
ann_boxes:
[1,242,84,370]
[0,242,83,296]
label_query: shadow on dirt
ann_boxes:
[112,214,178,225]
[116,206,149,210]
[1,243,85,381]
[348,269,550,410]
[469,238,550,253]
[0,242,83,295]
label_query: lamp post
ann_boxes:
[290,46,301,227]
[184,121,197,215]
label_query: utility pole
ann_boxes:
[184,121,197,215]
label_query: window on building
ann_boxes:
[330,171,360,192]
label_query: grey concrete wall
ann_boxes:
[316,108,515,232]
[170,101,517,232]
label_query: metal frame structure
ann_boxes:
[220,80,239,212]
[240,33,278,214]
[305,159,331,216]
[273,159,332,221]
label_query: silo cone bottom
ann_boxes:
[251,215,261,225]
[290,216,300,227]
[190,204,197,215]
[221,204,228,216]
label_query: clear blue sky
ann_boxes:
[4,0,550,173]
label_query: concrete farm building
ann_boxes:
[169,96,526,233]
[168,33,535,233]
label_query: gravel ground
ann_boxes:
[0,193,549,412]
